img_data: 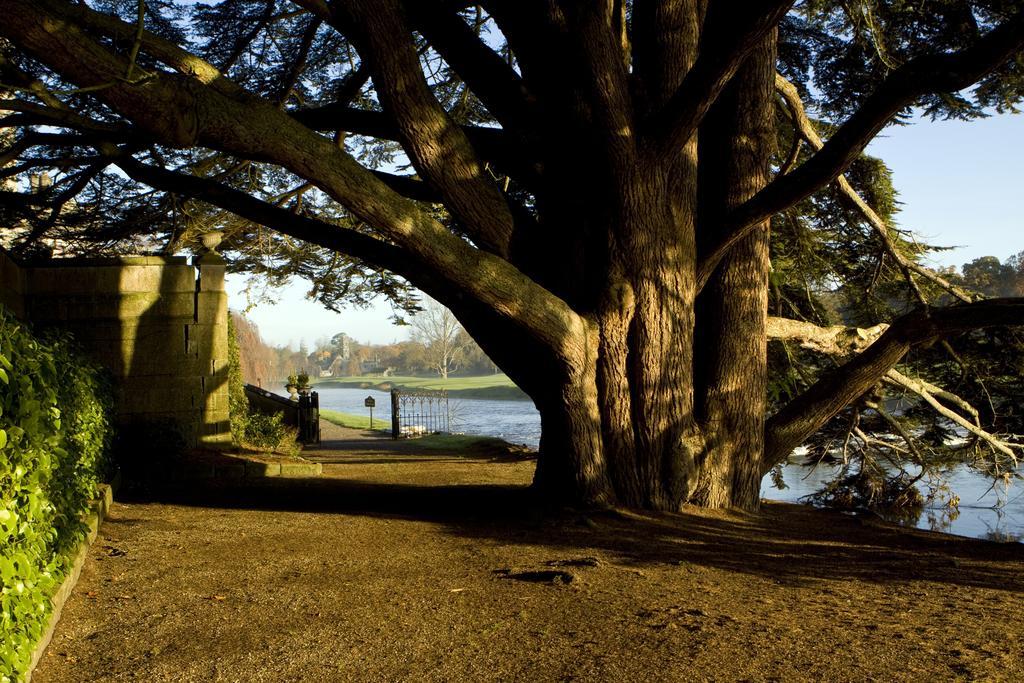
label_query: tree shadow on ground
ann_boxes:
[120,467,1024,594]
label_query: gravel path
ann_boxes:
[32,423,1024,682]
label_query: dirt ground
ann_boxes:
[33,424,1024,682]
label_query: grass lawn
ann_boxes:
[319,409,390,432]
[313,373,529,400]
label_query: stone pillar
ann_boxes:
[195,251,231,446]
[3,250,233,451]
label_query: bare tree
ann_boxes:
[410,298,470,380]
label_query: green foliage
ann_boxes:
[958,252,1024,298]
[784,2,1024,123]
[226,316,249,446]
[243,412,298,455]
[0,305,113,681]
[228,318,298,455]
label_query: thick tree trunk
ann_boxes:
[526,34,777,513]
[690,35,777,510]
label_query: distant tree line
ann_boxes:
[951,252,1024,299]
[230,306,498,387]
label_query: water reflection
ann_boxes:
[761,456,1023,543]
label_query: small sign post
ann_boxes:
[364,396,376,430]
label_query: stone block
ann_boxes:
[280,461,322,478]
[201,388,228,411]
[115,292,195,320]
[197,261,225,292]
[51,321,132,343]
[129,322,190,355]
[25,263,197,295]
[195,292,227,324]
[201,432,233,447]
[117,264,196,293]
[246,461,280,477]
[209,358,229,377]
[110,355,215,378]
[200,409,231,445]
[27,294,121,322]
[112,255,191,267]
[27,292,197,323]
[188,322,229,359]
[117,410,202,445]
[0,292,25,318]
[119,375,205,413]
[26,267,123,294]
[202,407,230,425]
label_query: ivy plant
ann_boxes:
[0,305,113,681]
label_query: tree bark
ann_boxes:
[691,34,776,510]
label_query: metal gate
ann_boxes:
[298,391,320,444]
[390,389,450,439]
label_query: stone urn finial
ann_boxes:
[200,230,224,253]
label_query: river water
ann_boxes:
[312,386,1022,543]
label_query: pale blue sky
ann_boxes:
[227,111,1024,348]
[866,112,1024,268]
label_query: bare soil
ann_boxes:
[34,424,1024,682]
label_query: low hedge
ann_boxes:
[0,305,113,681]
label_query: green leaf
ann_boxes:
[0,304,113,681]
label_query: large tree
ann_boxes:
[1,1,1023,510]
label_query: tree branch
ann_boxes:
[272,16,322,106]
[289,104,512,161]
[483,0,633,159]
[882,368,1018,462]
[646,2,793,151]
[0,0,587,356]
[332,64,370,109]
[370,170,441,202]
[699,10,1024,290]
[15,161,110,246]
[37,0,250,101]
[764,299,1024,467]
[219,0,277,72]
[0,99,127,134]
[766,316,887,356]
[402,1,537,134]
[770,315,1019,464]
[113,155,413,275]
[322,0,516,256]
[773,73,975,305]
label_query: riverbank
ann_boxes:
[314,374,530,401]
[31,424,1024,682]
[316,412,536,460]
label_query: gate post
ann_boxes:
[391,389,400,440]
[311,390,320,444]
[298,393,310,442]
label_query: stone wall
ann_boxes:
[0,248,230,448]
